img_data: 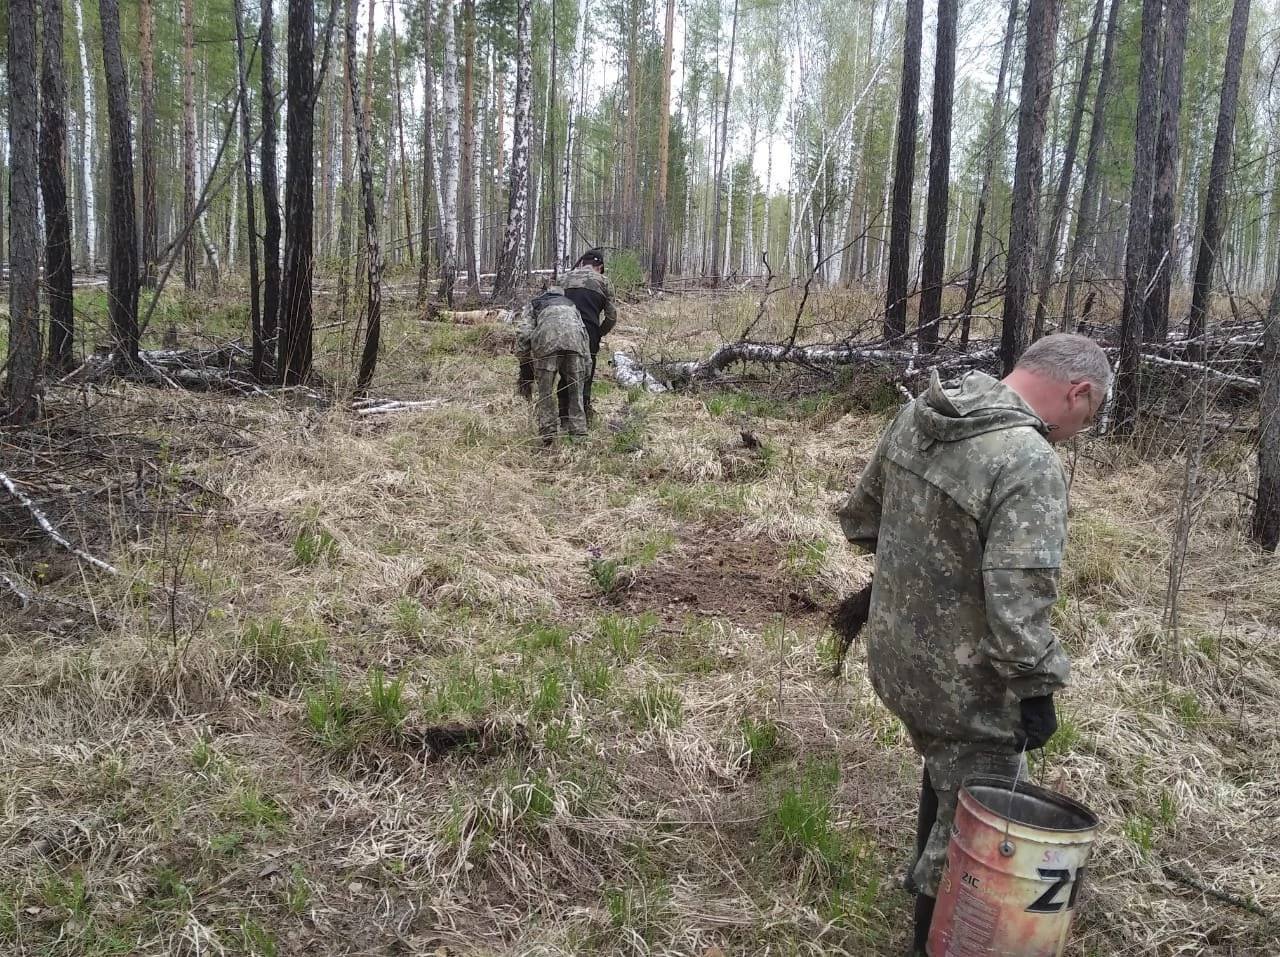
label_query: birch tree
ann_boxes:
[347,0,382,393]
[71,0,97,269]
[233,0,265,377]
[262,0,283,362]
[493,0,533,300]
[438,0,461,304]
[710,0,740,285]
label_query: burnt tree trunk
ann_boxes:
[1255,273,1280,550]
[884,0,924,339]
[261,0,282,363]
[917,0,958,355]
[347,0,382,394]
[140,0,158,286]
[7,0,42,421]
[1033,0,1104,340]
[279,0,316,385]
[1113,0,1164,433]
[233,0,264,378]
[42,0,75,373]
[182,0,199,290]
[1142,0,1190,342]
[960,0,1019,349]
[1061,0,1120,330]
[1000,0,1058,374]
[1188,0,1251,355]
[99,0,139,368]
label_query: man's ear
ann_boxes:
[1068,380,1092,405]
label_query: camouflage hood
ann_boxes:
[915,370,1047,446]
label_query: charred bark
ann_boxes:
[279,0,316,385]
[917,0,958,355]
[42,0,75,373]
[7,0,42,421]
[884,0,923,339]
[99,0,140,368]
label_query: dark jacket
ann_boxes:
[562,267,618,354]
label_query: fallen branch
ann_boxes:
[351,398,446,416]
[1162,863,1274,921]
[0,470,119,575]
[1,570,31,608]
[620,341,999,390]
[610,352,669,393]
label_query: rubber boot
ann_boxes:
[909,893,936,957]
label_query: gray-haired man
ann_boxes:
[836,333,1111,954]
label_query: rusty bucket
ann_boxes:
[929,775,1100,957]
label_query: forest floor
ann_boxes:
[1,284,1278,956]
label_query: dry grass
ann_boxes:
[1,287,1277,956]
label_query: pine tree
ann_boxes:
[7,0,41,421]
[42,0,75,373]
[99,0,140,368]
[279,0,317,384]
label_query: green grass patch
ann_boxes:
[629,681,684,730]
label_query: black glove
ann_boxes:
[829,580,873,677]
[517,358,535,400]
[1018,694,1058,750]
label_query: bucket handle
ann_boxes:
[998,739,1030,858]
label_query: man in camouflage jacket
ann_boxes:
[837,333,1111,954]
[561,248,618,424]
[516,287,590,443]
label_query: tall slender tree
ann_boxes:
[1001,0,1058,374]
[183,0,199,290]
[1114,0,1165,430]
[960,0,1019,348]
[1061,0,1120,330]
[279,0,316,384]
[389,0,415,264]
[7,0,41,421]
[884,0,923,338]
[262,0,283,362]
[233,0,264,378]
[140,0,159,286]
[1188,0,1252,351]
[1032,0,1104,340]
[917,0,958,354]
[650,0,676,288]
[1142,0,1190,342]
[438,0,461,303]
[71,0,97,270]
[1256,267,1280,550]
[99,0,139,368]
[347,0,382,393]
[42,0,75,372]
[460,0,479,295]
[493,0,533,299]
[710,0,740,285]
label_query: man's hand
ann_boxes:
[830,581,873,677]
[517,358,535,400]
[1018,695,1058,750]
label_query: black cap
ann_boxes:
[576,248,605,268]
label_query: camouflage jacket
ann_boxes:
[562,267,618,350]
[838,371,1070,782]
[516,290,589,361]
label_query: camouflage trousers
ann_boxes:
[907,738,1025,898]
[535,352,587,438]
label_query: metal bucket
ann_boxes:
[928,775,1100,957]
